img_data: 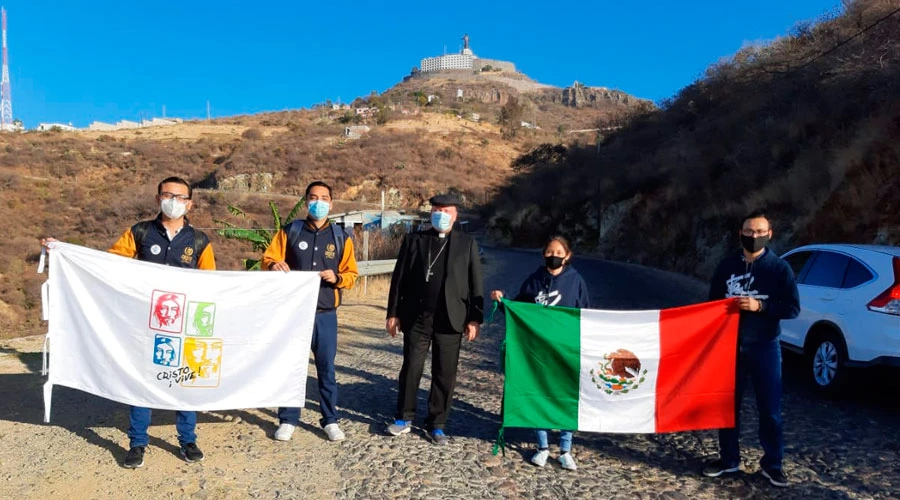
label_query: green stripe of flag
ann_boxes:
[502,299,581,430]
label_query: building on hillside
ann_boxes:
[330,210,424,232]
[88,117,183,131]
[421,53,475,72]
[116,120,141,129]
[344,125,370,139]
[36,122,76,132]
[419,34,516,74]
[141,118,180,127]
[88,121,117,131]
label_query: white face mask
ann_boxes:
[160,198,187,219]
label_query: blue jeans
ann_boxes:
[537,429,574,453]
[718,339,784,470]
[128,407,196,448]
[279,310,339,427]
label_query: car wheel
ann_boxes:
[807,332,847,393]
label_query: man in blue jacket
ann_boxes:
[703,210,800,488]
[263,181,359,443]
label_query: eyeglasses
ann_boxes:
[741,229,770,237]
[160,192,190,201]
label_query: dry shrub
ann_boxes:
[488,1,900,278]
[343,275,392,300]
[242,128,263,140]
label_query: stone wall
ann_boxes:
[474,58,516,73]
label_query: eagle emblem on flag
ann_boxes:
[590,348,648,395]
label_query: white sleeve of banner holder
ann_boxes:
[43,242,320,422]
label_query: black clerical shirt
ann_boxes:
[423,230,450,317]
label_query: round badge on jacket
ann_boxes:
[150,244,162,255]
[299,241,309,250]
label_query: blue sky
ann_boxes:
[5,0,841,128]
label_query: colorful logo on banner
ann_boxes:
[149,290,222,388]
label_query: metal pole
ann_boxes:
[363,231,370,296]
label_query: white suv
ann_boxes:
[780,244,900,392]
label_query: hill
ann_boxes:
[0,71,648,338]
[384,70,653,131]
[486,0,900,278]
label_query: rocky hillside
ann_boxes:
[384,71,652,130]
[487,0,900,278]
[0,68,644,338]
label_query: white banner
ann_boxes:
[44,242,320,422]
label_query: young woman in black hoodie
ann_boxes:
[490,235,590,470]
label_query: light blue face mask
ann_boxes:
[308,200,330,220]
[431,211,452,232]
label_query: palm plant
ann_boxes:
[215,199,305,270]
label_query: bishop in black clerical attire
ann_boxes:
[384,193,484,444]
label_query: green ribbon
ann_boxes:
[491,426,506,457]
[489,298,507,457]
[485,299,500,323]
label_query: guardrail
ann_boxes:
[357,259,396,277]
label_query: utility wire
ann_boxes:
[793,5,900,71]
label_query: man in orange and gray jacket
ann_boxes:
[44,176,215,469]
[263,181,358,442]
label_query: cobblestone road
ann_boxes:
[0,247,898,499]
[330,247,900,499]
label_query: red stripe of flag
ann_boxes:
[655,299,740,433]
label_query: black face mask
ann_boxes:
[545,256,565,270]
[741,234,769,253]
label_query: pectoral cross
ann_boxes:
[426,238,448,284]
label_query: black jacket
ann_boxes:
[513,265,591,309]
[386,229,484,333]
[709,247,800,344]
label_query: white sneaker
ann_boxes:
[530,449,550,467]
[558,452,578,471]
[274,423,296,441]
[323,423,345,442]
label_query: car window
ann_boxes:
[842,258,874,288]
[784,251,815,279]
[803,251,849,288]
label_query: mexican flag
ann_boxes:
[501,299,739,434]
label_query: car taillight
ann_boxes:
[867,256,900,315]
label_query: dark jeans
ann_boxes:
[128,407,196,448]
[396,313,462,431]
[279,309,340,427]
[719,339,784,470]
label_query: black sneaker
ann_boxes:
[180,442,205,463]
[702,459,740,477]
[123,446,145,469]
[761,467,789,487]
